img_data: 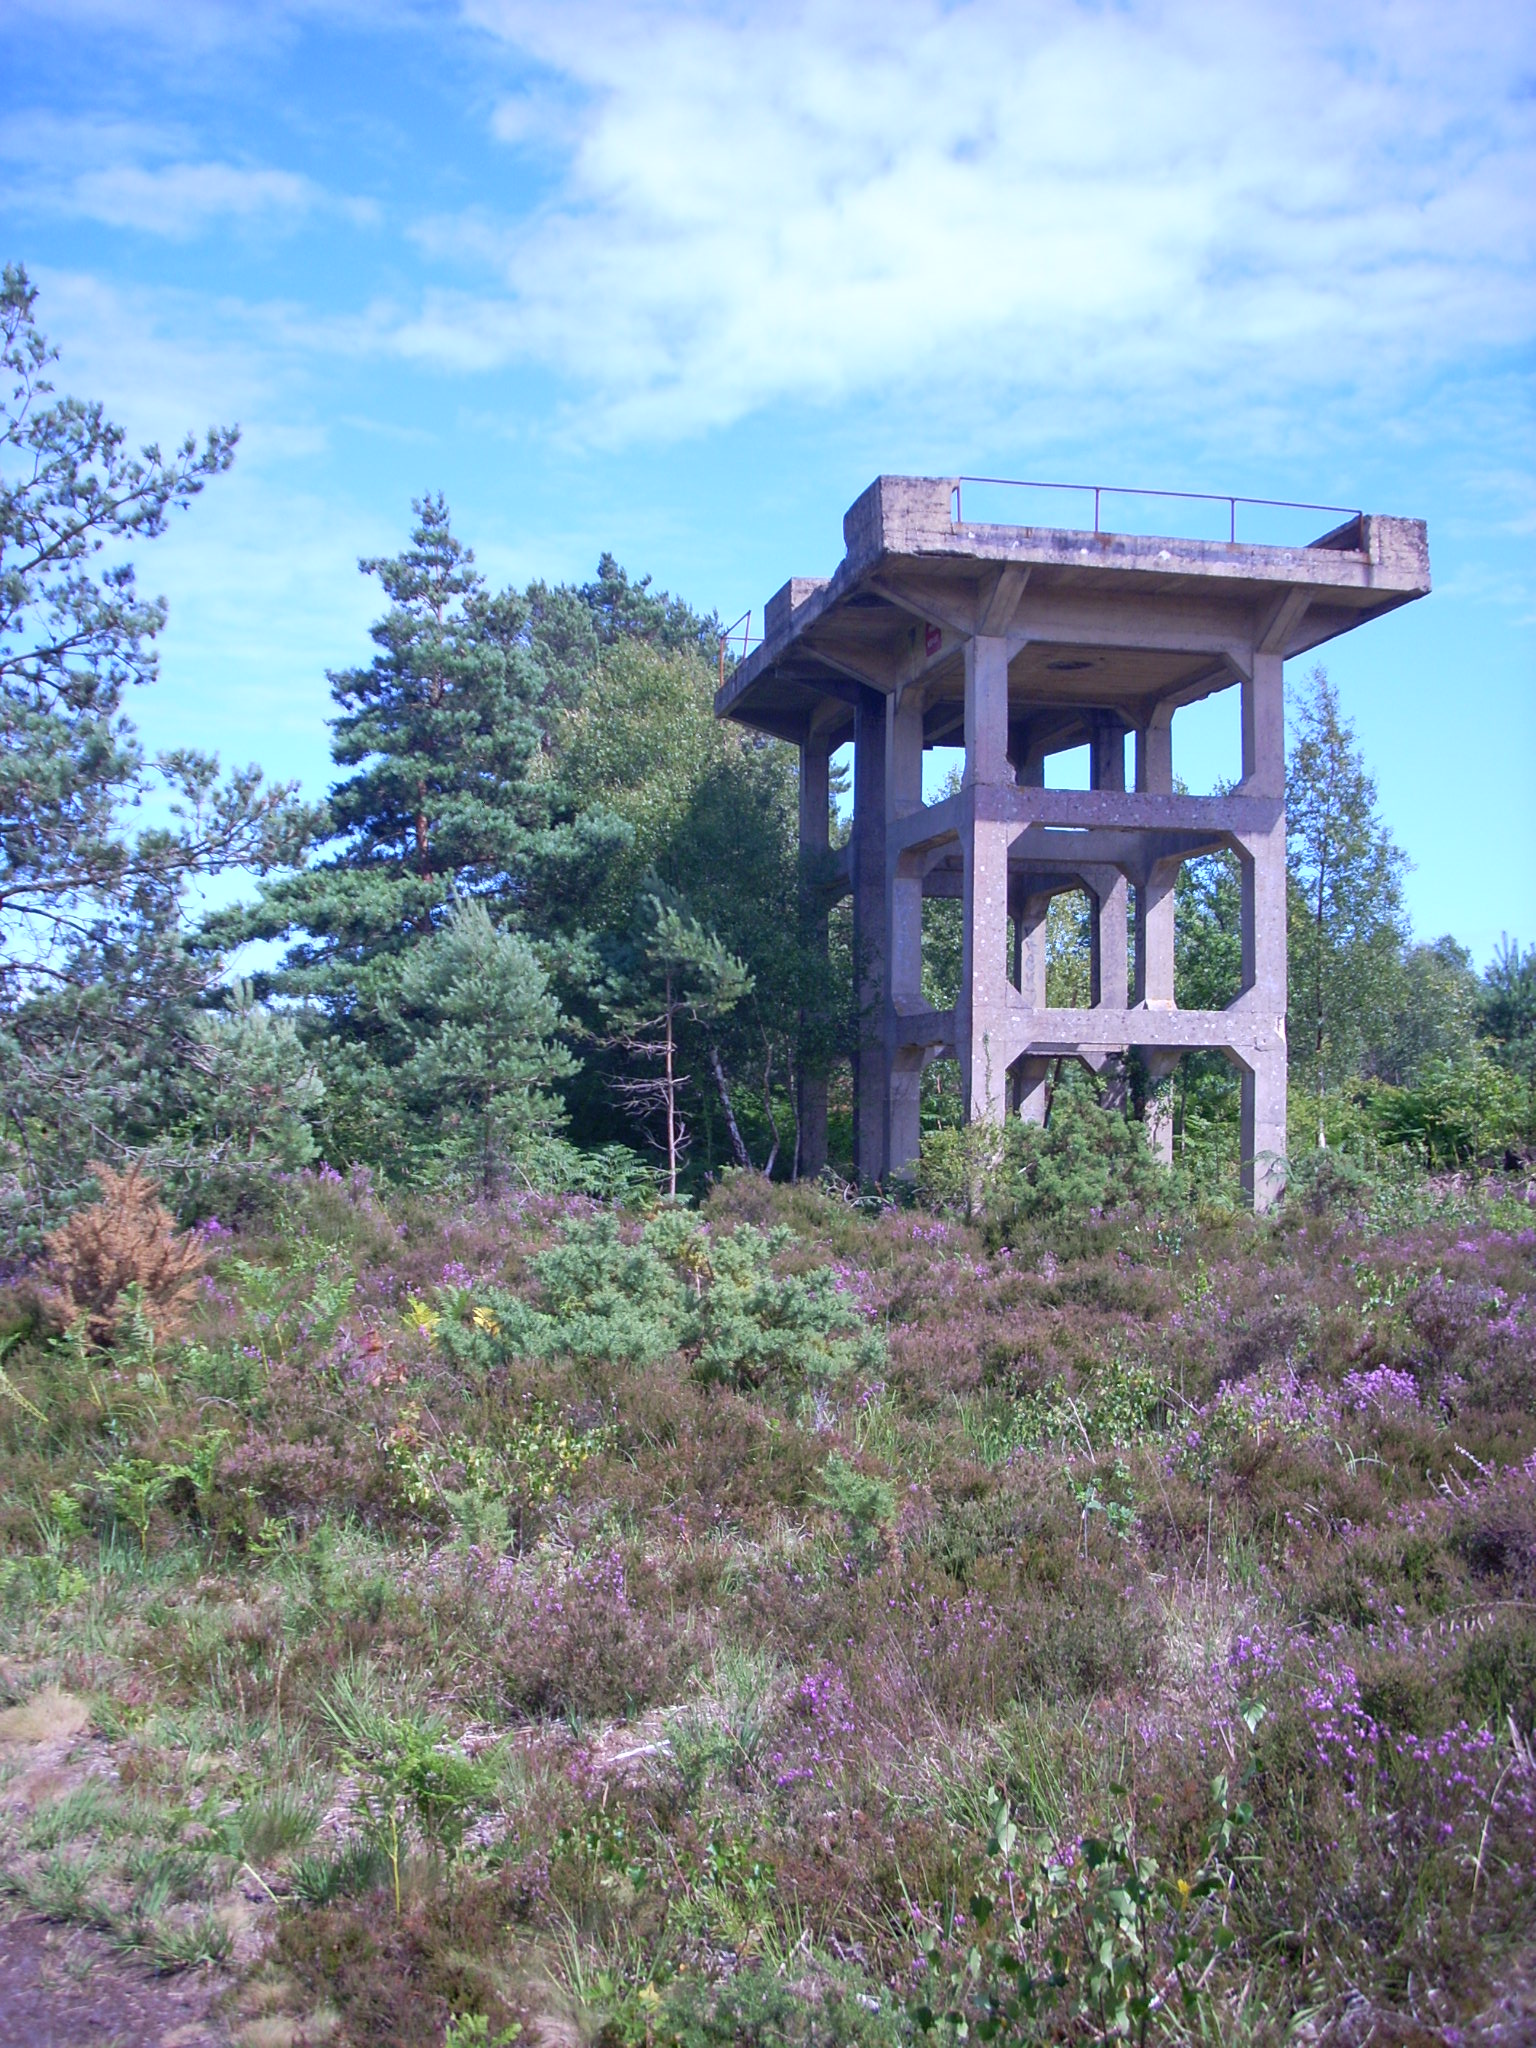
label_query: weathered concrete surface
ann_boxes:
[723,477,1430,1208]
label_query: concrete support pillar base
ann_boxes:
[1235,1045,1287,1211]
[1137,1049,1181,1167]
[797,735,833,1181]
[852,689,888,1180]
[887,1059,924,1179]
[1013,1056,1052,1125]
[797,1074,828,1179]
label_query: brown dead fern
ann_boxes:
[37,1160,208,1347]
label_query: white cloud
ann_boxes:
[409,0,1536,441]
[0,114,376,239]
[68,162,321,237]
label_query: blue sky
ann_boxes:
[3,0,1532,961]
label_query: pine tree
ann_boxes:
[390,898,576,1192]
[1481,936,1536,1085]
[207,496,624,1028]
[597,887,752,1198]
[1286,666,1409,1144]
[0,265,317,1240]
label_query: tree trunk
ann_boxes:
[664,971,678,1199]
[707,1044,751,1169]
[760,1033,780,1179]
[788,1052,802,1182]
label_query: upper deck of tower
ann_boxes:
[714,475,1431,755]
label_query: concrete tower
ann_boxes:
[716,476,1430,1207]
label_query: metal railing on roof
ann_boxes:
[952,476,1363,547]
[717,609,762,685]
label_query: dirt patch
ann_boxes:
[0,1912,229,2046]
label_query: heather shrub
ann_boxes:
[491,1549,690,1719]
[1454,1612,1536,1726]
[916,1482,1080,1592]
[34,1160,207,1346]
[2,1172,1530,2041]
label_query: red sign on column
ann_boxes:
[924,623,942,657]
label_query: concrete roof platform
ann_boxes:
[716,474,1431,752]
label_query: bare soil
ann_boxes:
[0,1911,228,2048]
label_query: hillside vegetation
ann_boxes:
[4,258,1536,2047]
[1,1150,1533,2045]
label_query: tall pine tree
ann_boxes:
[1286,666,1410,1144]
[207,495,625,1031]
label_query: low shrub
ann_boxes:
[33,1160,207,1346]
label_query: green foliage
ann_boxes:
[439,1210,878,1389]
[157,982,325,1218]
[555,640,818,1179]
[1017,1366,1171,1454]
[515,1212,690,1366]
[289,1840,391,1905]
[512,1136,658,1203]
[596,885,753,1195]
[385,1400,610,1537]
[92,1454,176,1552]
[679,1222,876,1389]
[1368,935,1483,1087]
[390,896,576,1190]
[814,1451,896,1563]
[1481,934,1536,1088]
[211,495,619,1009]
[1361,1050,1530,1168]
[319,1676,497,1912]
[917,1076,1166,1223]
[445,2016,523,2048]
[1287,666,1410,1122]
[912,1785,1242,2046]
[0,267,318,1245]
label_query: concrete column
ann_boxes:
[961,637,1012,1123]
[1237,649,1287,1208]
[1138,1048,1180,1166]
[1088,867,1129,1009]
[964,634,1012,788]
[796,736,831,1176]
[1014,1055,1051,1125]
[888,1057,924,1179]
[885,690,926,1177]
[1016,892,1050,1010]
[1091,714,1127,795]
[851,689,888,1180]
[1087,723,1129,1014]
[1238,1044,1287,1211]
[1134,707,1176,1011]
[886,693,925,1004]
[1134,859,1179,1007]
[1240,651,1286,799]
[1239,816,1288,1003]
[1135,706,1173,797]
